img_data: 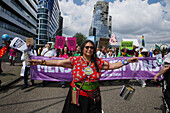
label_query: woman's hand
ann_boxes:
[29,59,42,65]
[127,57,138,63]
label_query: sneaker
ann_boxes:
[142,84,146,88]
[62,84,65,88]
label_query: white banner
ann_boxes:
[10,37,27,52]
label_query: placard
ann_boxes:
[67,37,77,51]
[121,41,133,50]
[55,36,65,49]
[26,38,34,45]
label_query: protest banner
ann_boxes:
[67,37,77,51]
[121,41,133,50]
[30,56,162,82]
[10,37,27,52]
[26,38,34,45]
[55,36,65,49]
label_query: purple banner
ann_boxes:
[30,56,163,81]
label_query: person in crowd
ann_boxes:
[153,49,160,57]
[129,45,139,57]
[8,48,17,66]
[29,40,138,113]
[154,48,170,113]
[137,48,148,88]
[106,49,115,58]
[117,48,132,57]
[54,48,60,57]
[97,46,106,58]
[41,42,56,86]
[37,47,42,56]
[59,46,70,88]
[74,46,81,56]
[21,44,37,90]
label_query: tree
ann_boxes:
[73,33,87,46]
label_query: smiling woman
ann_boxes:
[29,40,138,113]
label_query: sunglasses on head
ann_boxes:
[85,46,94,49]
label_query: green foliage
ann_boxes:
[73,33,87,46]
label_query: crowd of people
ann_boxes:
[1,35,170,113]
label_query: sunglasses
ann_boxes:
[85,46,94,49]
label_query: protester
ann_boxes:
[129,45,139,57]
[97,46,106,58]
[29,40,138,113]
[21,43,37,90]
[8,48,17,66]
[106,49,115,58]
[59,46,70,88]
[73,46,81,56]
[137,48,148,88]
[154,49,170,113]
[41,42,56,86]
[117,48,132,57]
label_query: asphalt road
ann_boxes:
[0,80,163,113]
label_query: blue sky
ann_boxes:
[59,0,170,49]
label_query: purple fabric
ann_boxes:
[30,56,163,81]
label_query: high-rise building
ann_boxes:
[0,0,38,46]
[89,1,112,43]
[37,0,63,47]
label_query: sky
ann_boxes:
[58,0,170,50]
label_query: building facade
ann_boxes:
[36,0,63,47]
[89,1,112,43]
[0,0,38,46]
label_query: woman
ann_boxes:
[59,46,70,88]
[8,48,17,66]
[29,40,138,113]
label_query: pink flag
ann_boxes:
[55,36,66,49]
[109,33,118,45]
[67,37,77,51]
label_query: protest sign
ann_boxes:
[26,38,34,45]
[98,38,110,48]
[109,33,118,45]
[30,56,162,82]
[121,41,133,50]
[55,36,65,49]
[67,37,77,51]
[10,37,27,52]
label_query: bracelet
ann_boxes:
[122,60,129,65]
[41,60,46,65]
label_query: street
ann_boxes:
[0,80,163,113]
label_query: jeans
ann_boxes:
[24,67,34,87]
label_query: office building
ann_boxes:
[0,0,38,46]
[89,1,112,43]
[37,0,63,47]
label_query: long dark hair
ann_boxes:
[61,46,69,56]
[81,40,99,72]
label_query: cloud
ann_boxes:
[59,0,170,49]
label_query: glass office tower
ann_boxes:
[37,0,63,47]
[89,1,112,42]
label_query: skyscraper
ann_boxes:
[0,0,38,46]
[37,0,63,47]
[89,1,112,44]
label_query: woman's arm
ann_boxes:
[101,57,138,70]
[154,64,170,82]
[29,58,72,68]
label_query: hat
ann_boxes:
[163,53,170,63]
[141,48,148,52]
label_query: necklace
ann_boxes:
[82,56,94,85]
